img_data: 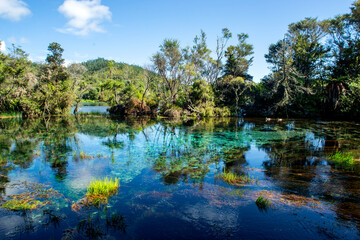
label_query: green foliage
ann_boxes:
[86,177,119,206]
[218,170,256,185]
[2,199,44,211]
[46,42,65,66]
[255,195,271,209]
[214,107,232,117]
[0,42,74,118]
[2,1,360,120]
[190,79,214,105]
[328,151,356,169]
[224,33,254,79]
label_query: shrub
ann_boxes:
[214,107,232,117]
[163,106,183,118]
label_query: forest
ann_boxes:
[0,0,359,119]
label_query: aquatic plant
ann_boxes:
[86,177,119,206]
[218,170,255,185]
[2,199,45,211]
[106,212,127,232]
[328,151,355,169]
[79,151,95,160]
[1,182,64,211]
[43,209,66,227]
[255,195,271,209]
[78,218,105,239]
[227,189,246,197]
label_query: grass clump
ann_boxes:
[86,177,119,206]
[218,170,255,185]
[255,195,271,210]
[2,199,45,211]
[328,151,355,169]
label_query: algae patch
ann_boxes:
[1,182,64,211]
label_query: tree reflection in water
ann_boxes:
[0,116,359,239]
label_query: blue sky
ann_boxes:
[0,0,356,82]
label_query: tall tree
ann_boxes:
[35,42,73,117]
[287,18,328,87]
[264,38,312,115]
[224,33,254,80]
[152,39,183,105]
[46,42,65,67]
[206,28,232,85]
[68,63,88,114]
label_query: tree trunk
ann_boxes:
[73,101,80,114]
[114,87,119,105]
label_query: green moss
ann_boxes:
[2,199,45,211]
[86,177,119,206]
[255,195,271,209]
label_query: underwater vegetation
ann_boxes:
[2,199,44,211]
[255,195,271,210]
[75,151,109,161]
[226,189,246,197]
[218,170,256,185]
[328,151,356,170]
[1,182,64,211]
[62,212,126,239]
[153,153,212,185]
[79,151,96,160]
[106,212,127,233]
[43,209,66,227]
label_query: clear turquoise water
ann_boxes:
[70,103,109,114]
[0,116,359,239]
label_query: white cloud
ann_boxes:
[0,0,31,21]
[0,41,5,52]
[58,0,111,36]
[63,59,78,67]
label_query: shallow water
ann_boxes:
[70,103,109,114]
[0,116,359,239]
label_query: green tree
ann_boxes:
[68,63,88,114]
[288,18,328,88]
[46,42,65,67]
[224,33,254,80]
[264,38,312,115]
[28,42,74,117]
[152,39,183,105]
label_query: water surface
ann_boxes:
[0,116,359,239]
[70,103,109,114]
